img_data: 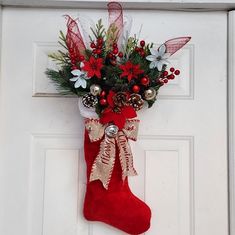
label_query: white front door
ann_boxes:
[0,7,228,235]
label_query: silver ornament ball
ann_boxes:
[144,88,157,101]
[90,84,102,96]
[105,125,119,138]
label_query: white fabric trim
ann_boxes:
[78,98,99,118]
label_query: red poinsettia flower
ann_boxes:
[83,56,103,78]
[119,61,144,82]
[100,91,137,129]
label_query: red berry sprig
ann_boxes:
[70,47,86,69]
[167,67,180,80]
[174,69,180,75]
[79,55,85,61]
[134,40,146,58]
[159,67,181,84]
[118,52,123,58]
[140,40,145,47]
[135,47,145,57]
[100,90,106,97]
[90,38,104,56]
[97,38,103,45]
[113,47,119,55]
[106,42,124,64]
[90,42,96,48]
[100,98,107,106]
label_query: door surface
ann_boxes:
[0,7,228,235]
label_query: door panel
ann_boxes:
[0,8,228,235]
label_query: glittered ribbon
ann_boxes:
[163,37,191,56]
[65,15,86,57]
[106,1,124,51]
[85,118,139,189]
[108,1,123,38]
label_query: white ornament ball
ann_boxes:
[90,84,102,96]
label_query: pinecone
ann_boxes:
[129,94,144,111]
[113,92,129,108]
[82,93,98,108]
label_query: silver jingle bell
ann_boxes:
[105,124,119,138]
[144,88,157,101]
[90,84,102,96]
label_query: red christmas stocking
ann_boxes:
[83,129,151,234]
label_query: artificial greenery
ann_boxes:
[46,16,178,113]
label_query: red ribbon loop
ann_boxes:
[164,36,191,55]
[65,15,86,58]
[107,1,124,41]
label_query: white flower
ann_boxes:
[146,44,171,71]
[80,62,84,68]
[70,69,89,89]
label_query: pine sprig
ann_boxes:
[58,30,68,50]
[48,30,71,66]
[48,52,70,65]
[90,19,106,39]
[45,67,76,95]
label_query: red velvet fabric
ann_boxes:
[83,130,151,234]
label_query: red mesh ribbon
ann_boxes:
[107,1,124,40]
[164,37,191,55]
[65,15,86,59]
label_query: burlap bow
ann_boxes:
[85,118,139,189]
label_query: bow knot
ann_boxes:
[85,118,139,189]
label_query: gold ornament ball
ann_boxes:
[90,84,102,96]
[144,88,157,100]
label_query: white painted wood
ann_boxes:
[29,134,88,235]
[0,6,3,235]
[1,0,235,10]
[133,136,193,235]
[0,7,228,235]
[229,10,235,235]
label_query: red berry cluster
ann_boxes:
[90,38,103,55]
[135,40,146,57]
[107,42,124,66]
[99,90,107,106]
[160,67,180,84]
[132,76,150,93]
[70,49,85,69]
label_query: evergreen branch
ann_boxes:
[46,68,76,95]
[58,41,68,51]
[58,50,70,59]
[90,19,106,40]
[48,52,70,65]
[59,30,68,49]
[90,27,98,39]
[89,35,93,42]
[96,19,106,38]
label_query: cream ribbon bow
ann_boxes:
[85,118,139,189]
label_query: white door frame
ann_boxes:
[228,10,235,235]
[0,1,234,235]
[0,6,3,235]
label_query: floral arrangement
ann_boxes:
[46,2,191,234]
[46,6,190,129]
